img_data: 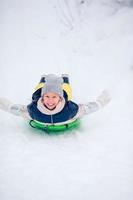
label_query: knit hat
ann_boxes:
[41,74,63,97]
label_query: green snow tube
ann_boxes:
[29,119,80,134]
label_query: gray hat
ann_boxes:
[41,74,63,97]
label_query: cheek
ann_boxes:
[42,98,48,104]
[54,98,60,104]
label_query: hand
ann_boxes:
[0,97,13,112]
[96,90,111,107]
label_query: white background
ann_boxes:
[0,0,133,199]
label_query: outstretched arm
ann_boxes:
[0,97,30,120]
[77,90,111,118]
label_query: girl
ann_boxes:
[0,74,111,131]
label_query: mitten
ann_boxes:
[96,90,111,108]
[0,97,13,112]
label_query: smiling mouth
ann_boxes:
[44,104,56,110]
[48,104,55,107]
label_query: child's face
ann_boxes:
[42,92,61,110]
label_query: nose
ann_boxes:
[48,98,54,103]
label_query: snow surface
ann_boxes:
[0,0,133,200]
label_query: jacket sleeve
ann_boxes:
[76,90,111,118]
[76,101,101,118]
[0,97,31,120]
[10,104,31,120]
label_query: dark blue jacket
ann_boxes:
[27,101,79,124]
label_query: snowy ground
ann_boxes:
[0,0,133,200]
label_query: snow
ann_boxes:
[0,0,133,200]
